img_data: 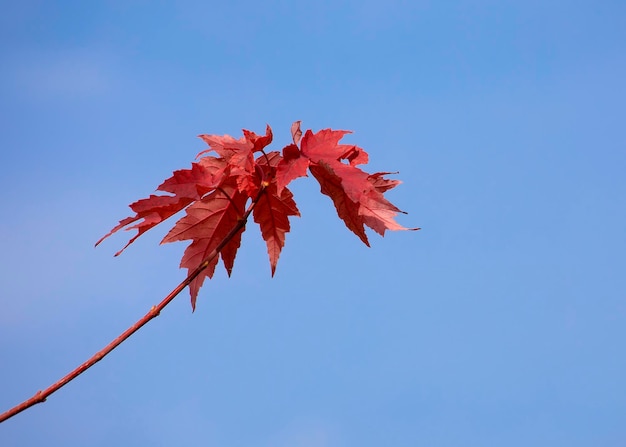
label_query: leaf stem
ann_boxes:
[0,186,266,424]
[216,186,245,218]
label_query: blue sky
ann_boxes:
[1,1,625,446]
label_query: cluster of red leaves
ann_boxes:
[97,122,415,309]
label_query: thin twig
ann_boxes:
[0,187,265,424]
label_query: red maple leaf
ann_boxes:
[253,181,300,276]
[161,181,247,309]
[97,122,416,309]
[283,122,415,244]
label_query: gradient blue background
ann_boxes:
[1,1,625,446]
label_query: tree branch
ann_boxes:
[0,188,264,424]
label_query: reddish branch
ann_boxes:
[0,190,262,424]
[0,122,415,424]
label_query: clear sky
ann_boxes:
[1,1,625,446]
